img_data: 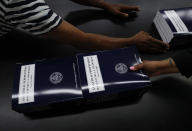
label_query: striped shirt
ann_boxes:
[0,0,62,37]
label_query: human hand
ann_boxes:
[130,60,162,77]
[104,3,140,18]
[130,31,169,53]
[130,59,179,77]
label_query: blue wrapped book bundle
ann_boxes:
[12,46,151,113]
[153,7,192,47]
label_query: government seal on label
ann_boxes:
[115,63,128,74]
[49,72,63,84]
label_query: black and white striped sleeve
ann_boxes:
[5,0,63,35]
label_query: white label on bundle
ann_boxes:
[83,55,105,93]
[19,64,35,104]
[164,10,189,33]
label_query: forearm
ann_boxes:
[42,20,133,50]
[157,58,179,75]
[70,0,110,9]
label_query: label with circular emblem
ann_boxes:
[115,63,128,74]
[49,72,63,84]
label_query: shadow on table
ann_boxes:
[150,76,192,119]
[25,94,143,120]
[150,76,192,100]
[0,30,79,61]
[148,24,162,39]
[65,9,138,26]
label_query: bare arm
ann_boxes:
[42,20,168,52]
[42,21,134,50]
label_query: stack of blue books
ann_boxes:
[153,7,192,47]
[12,46,151,113]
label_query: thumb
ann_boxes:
[115,11,129,18]
[130,63,144,71]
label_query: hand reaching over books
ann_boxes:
[44,21,168,53]
[130,31,169,53]
[130,58,179,77]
